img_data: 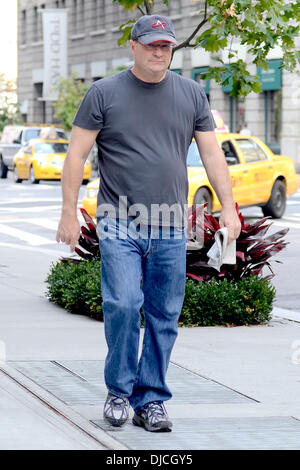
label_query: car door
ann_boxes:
[21,145,33,178]
[219,138,247,206]
[14,146,26,178]
[232,137,274,205]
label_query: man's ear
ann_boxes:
[129,40,136,55]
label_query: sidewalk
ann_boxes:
[1,245,300,450]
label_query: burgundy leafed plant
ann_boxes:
[61,208,100,264]
[186,203,289,282]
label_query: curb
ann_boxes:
[0,362,129,451]
[272,306,300,323]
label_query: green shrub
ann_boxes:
[45,259,103,321]
[181,275,275,327]
[45,259,275,326]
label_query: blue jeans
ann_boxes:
[97,217,186,411]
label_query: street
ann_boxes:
[0,174,299,312]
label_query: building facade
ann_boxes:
[17,0,300,167]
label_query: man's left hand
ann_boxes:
[219,205,241,245]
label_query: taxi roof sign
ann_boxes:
[211,109,228,132]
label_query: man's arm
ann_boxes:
[194,130,241,243]
[56,125,100,251]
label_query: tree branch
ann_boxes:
[172,0,209,53]
[137,5,146,15]
[144,1,154,15]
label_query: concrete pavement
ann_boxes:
[1,245,300,450]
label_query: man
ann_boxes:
[239,122,252,135]
[56,14,241,433]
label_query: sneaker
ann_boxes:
[103,392,130,427]
[132,401,172,432]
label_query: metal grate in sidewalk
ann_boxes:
[9,360,252,406]
[91,416,300,450]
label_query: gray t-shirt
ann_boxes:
[73,69,215,226]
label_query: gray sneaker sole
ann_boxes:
[132,413,172,432]
[103,413,128,427]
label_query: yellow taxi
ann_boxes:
[82,133,299,219]
[13,138,91,184]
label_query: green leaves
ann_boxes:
[45,259,103,320]
[181,275,275,327]
[111,0,300,98]
[46,260,274,327]
[196,29,228,52]
[200,62,262,98]
[118,19,137,46]
[53,73,88,131]
[0,74,22,133]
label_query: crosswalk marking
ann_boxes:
[0,197,62,205]
[0,223,56,246]
[0,242,67,257]
[281,215,300,222]
[273,221,299,229]
[24,218,59,231]
[287,200,300,205]
[0,205,62,213]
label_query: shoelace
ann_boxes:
[110,396,128,407]
[144,401,167,421]
[106,395,128,418]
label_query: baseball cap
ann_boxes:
[131,15,177,46]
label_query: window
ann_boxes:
[187,141,203,167]
[171,0,182,15]
[113,1,127,27]
[226,96,245,133]
[33,6,38,42]
[92,0,98,29]
[35,142,69,154]
[73,0,85,33]
[79,0,85,32]
[235,139,268,163]
[72,0,78,33]
[221,140,240,165]
[21,9,27,44]
[264,89,282,145]
[92,0,105,30]
[24,146,32,155]
[99,0,105,28]
[191,67,210,101]
[34,4,45,42]
[23,129,41,142]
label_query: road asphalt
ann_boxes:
[1,245,300,450]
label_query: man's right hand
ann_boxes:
[56,212,81,252]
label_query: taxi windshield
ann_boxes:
[187,141,203,167]
[35,142,68,154]
[23,129,41,142]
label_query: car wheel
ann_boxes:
[13,166,22,183]
[29,166,40,184]
[262,180,286,219]
[193,187,212,213]
[0,157,8,179]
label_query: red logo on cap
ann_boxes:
[152,20,167,30]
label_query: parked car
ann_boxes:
[82,133,299,219]
[0,124,68,178]
[13,138,91,184]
